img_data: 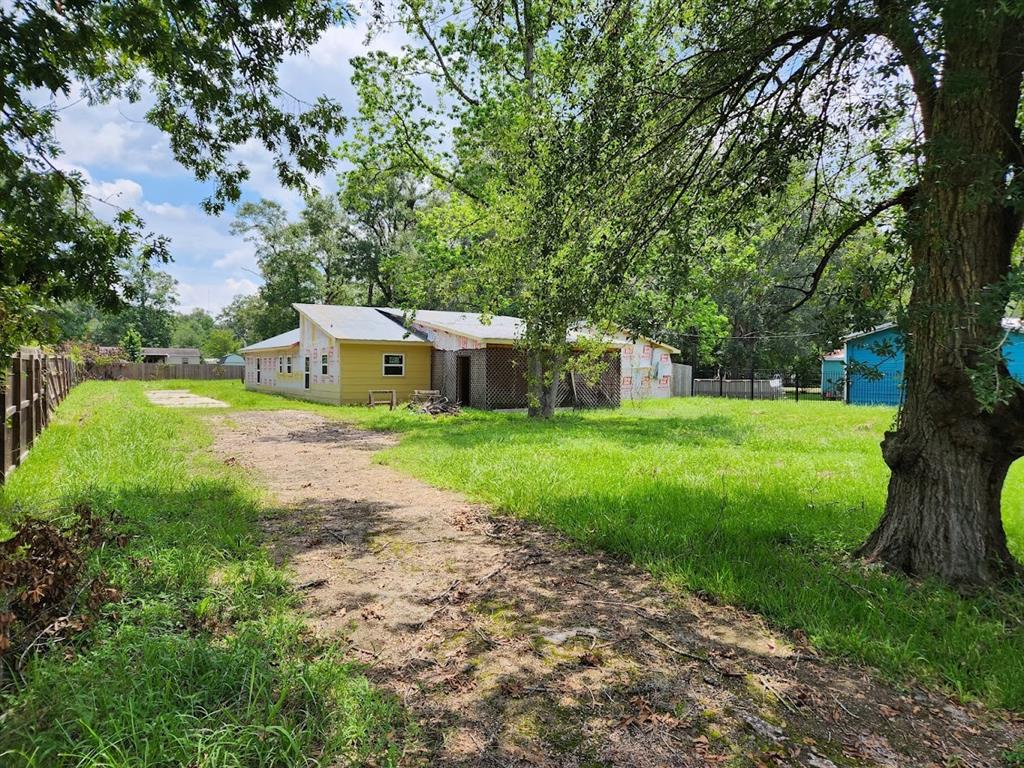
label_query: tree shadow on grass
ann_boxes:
[518,482,1024,711]
[364,410,1024,715]
[0,479,412,768]
[391,412,751,452]
[361,503,1023,767]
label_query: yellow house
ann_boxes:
[241,304,678,409]
[240,305,432,405]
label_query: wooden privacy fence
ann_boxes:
[88,362,243,381]
[2,349,81,484]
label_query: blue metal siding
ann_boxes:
[820,359,845,399]
[846,328,904,406]
[1002,332,1024,381]
[845,325,1024,405]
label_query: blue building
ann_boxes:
[820,349,846,400]
[828,320,1024,406]
[844,324,905,405]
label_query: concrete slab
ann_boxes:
[146,390,229,408]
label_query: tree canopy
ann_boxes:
[0,0,349,358]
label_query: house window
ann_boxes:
[256,357,261,383]
[321,354,328,375]
[382,353,405,376]
[286,356,292,373]
[278,357,283,373]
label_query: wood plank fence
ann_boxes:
[88,362,244,381]
[2,349,81,484]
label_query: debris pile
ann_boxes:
[407,396,461,416]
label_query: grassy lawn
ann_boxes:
[173,379,1024,711]
[0,382,411,767]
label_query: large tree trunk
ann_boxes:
[540,351,562,418]
[527,347,544,417]
[859,7,1024,585]
[526,345,564,418]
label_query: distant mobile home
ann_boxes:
[240,304,678,409]
[825,320,1024,406]
[141,347,202,365]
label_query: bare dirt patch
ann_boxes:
[146,389,228,408]
[211,409,1020,767]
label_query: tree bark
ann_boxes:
[540,351,562,418]
[527,347,544,417]
[860,4,1024,585]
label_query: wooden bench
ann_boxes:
[367,389,397,410]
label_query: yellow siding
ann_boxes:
[339,342,432,404]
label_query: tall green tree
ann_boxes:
[231,200,322,337]
[95,255,179,346]
[230,196,364,338]
[1,0,348,359]
[202,328,241,359]
[119,325,143,362]
[337,165,428,306]
[569,0,1024,584]
[354,0,660,416]
[217,294,267,346]
[171,309,216,349]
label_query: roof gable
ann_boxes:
[240,328,300,352]
[294,304,430,343]
[378,308,524,342]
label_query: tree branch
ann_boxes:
[875,0,938,131]
[412,13,481,106]
[781,186,917,312]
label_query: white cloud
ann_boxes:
[62,168,264,313]
[302,23,407,71]
[177,277,259,315]
[43,86,176,177]
[142,201,190,219]
[86,177,144,208]
[213,246,257,271]
[226,277,259,295]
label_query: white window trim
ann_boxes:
[321,354,328,375]
[286,356,292,373]
[382,353,405,377]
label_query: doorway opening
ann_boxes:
[457,356,471,405]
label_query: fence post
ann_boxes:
[719,372,724,398]
[794,370,800,402]
[12,355,23,468]
[42,356,50,419]
[691,331,699,396]
[30,356,41,446]
[749,355,755,400]
[1,360,10,480]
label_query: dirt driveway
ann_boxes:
[211,409,1019,767]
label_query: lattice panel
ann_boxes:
[559,352,621,409]
[485,347,529,409]
[432,349,459,401]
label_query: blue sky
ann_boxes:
[49,16,408,315]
